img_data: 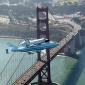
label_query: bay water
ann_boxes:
[0,38,84,85]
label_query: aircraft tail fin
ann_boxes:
[6,43,17,54]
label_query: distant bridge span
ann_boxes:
[13,20,81,85]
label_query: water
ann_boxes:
[51,55,78,85]
[0,38,18,71]
[0,38,85,85]
[0,38,37,85]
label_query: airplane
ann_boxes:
[6,38,58,54]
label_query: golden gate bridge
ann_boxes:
[0,6,85,85]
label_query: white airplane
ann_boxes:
[6,38,58,54]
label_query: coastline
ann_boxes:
[0,35,23,39]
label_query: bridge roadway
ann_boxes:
[13,20,81,85]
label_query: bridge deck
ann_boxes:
[13,61,45,85]
[13,21,81,85]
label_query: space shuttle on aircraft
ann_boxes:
[6,38,58,54]
[20,38,49,47]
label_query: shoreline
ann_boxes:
[0,35,23,39]
[0,35,36,40]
